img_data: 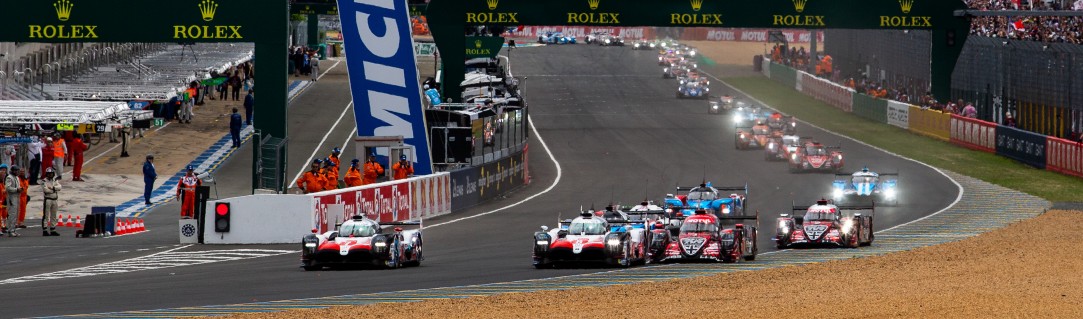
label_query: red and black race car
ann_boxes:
[788,140,844,173]
[765,135,808,161]
[765,112,797,135]
[774,199,874,249]
[301,215,422,270]
[735,120,780,150]
[653,209,757,263]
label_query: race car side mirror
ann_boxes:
[540,225,549,231]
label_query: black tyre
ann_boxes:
[302,265,320,271]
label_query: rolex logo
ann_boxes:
[54,0,73,21]
[588,0,600,10]
[475,39,482,48]
[486,0,499,10]
[898,0,914,13]
[199,0,218,22]
[690,0,703,11]
[792,0,807,12]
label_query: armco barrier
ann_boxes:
[798,71,853,112]
[1047,137,1083,178]
[769,62,798,92]
[907,106,951,141]
[450,145,530,212]
[851,93,887,123]
[310,173,451,234]
[996,125,1047,169]
[950,115,997,153]
[886,101,910,129]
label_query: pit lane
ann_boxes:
[6,44,957,318]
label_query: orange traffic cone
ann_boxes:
[137,219,145,232]
[73,216,82,228]
[65,215,73,227]
[121,219,129,235]
[115,219,124,235]
[56,215,66,227]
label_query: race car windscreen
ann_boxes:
[339,222,376,237]
[568,219,607,235]
[805,146,827,155]
[687,190,717,200]
[852,176,877,184]
[803,210,838,222]
[680,220,718,233]
[753,127,770,135]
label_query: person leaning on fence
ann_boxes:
[40,168,61,236]
[322,158,339,191]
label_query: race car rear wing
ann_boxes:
[792,202,875,216]
[675,184,748,195]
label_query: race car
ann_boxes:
[765,135,807,161]
[600,35,625,46]
[632,40,652,50]
[539,32,576,44]
[654,209,757,263]
[664,65,689,79]
[789,140,844,173]
[663,183,748,218]
[775,199,874,249]
[533,210,650,268]
[658,51,682,66]
[300,215,423,270]
[832,166,899,205]
[765,112,797,135]
[732,104,768,127]
[584,31,607,44]
[735,120,778,150]
[677,81,709,99]
[679,71,709,87]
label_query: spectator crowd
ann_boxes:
[968,0,1083,44]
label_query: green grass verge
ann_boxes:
[724,76,1083,202]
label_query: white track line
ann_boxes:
[290,101,354,188]
[317,59,341,81]
[699,71,964,233]
[426,115,562,229]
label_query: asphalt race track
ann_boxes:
[2,45,957,318]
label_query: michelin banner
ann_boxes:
[338,0,434,175]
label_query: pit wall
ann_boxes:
[760,59,1083,178]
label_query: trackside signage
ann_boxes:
[338,0,434,175]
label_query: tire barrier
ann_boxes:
[907,106,951,141]
[1047,137,1083,178]
[995,125,1048,169]
[852,93,887,123]
[799,72,853,112]
[950,115,997,153]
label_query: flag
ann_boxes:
[1013,20,1025,31]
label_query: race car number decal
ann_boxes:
[680,237,706,254]
[803,225,829,240]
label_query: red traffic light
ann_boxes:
[215,203,230,216]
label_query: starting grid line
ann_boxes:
[44,169,1050,319]
[1,248,296,285]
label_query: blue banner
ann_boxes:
[995,125,1047,169]
[338,0,433,175]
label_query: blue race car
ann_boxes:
[663,183,747,219]
[539,32,576,44]
[832,166,899,206]
[676,81,709,99]
[732,104,768,126]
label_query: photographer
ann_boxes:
[392,154,414,180]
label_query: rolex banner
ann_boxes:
[465,36,504,59]
[337,0,434,175]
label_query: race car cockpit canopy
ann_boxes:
[805,145,828,155]
[339,220,378,237]
[686,188,718,201]
[752,126,770,135]
[852,175,879,184]
[680,218,718,233]
[568,217,608,235]
[803,206,839,222]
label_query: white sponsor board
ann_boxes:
[887,101,911,129]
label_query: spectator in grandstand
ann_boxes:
[1004,111,1017,127]
[963,102,978,118]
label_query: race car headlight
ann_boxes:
[833,188,844,199]
[304,243,317,248]
[841,219,854,233]
[690,51,697,56]
[885,188,897,198]
[791,153,799,160]
[713,104,719,109]
[734,115,743,123]
[722,207,731,214]
[658,56,663,61]
[768,143,776,150]
[374,242,387,247]
[705,88,710,92]
[607,238,622,247]
[605,39,611,44]
[791,122,797,127]
[536,240,549,246]
[778,220,789,229]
